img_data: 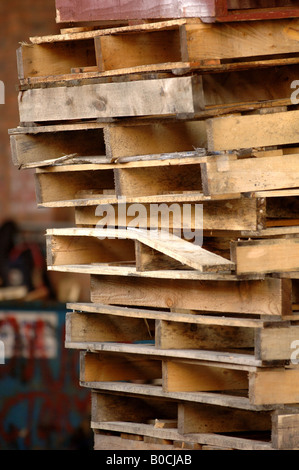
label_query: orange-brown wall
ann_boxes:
[0,1,63,224]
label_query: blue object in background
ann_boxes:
[0,301,93,450]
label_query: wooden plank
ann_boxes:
[113,164,202,197]
[98,30,182,72]
[18,76,203,123]
[90,275,292,317]
[163,360,249,393]
[69,340,263,367]
[92,392,176,426]
[231,238,299,275]
[67,302,271,329]
[135,242,189,272]
[256,326,299,362]
[104,122,207,161]
[80,351,161,383]
[10,128,106,167]
[272,411,299,450]
[47,233,135,266]
[65,311,153,344]
[156,319,254,351]
[55,1,215,23]
[177,402,270,434]
[94,432,177,450]
[249,369,299,405]
[201,153,299,195]
[92,421,273,450]
[74,198,264,232]
[181,19,299,61]
[35,169,115,204]
[17,40,96,80]
[206,110,299,152]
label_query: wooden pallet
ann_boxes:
[11,9,299,450]
[45,227,299,276]
[54,0,299,23]
[66,301,299,362]
[64,293,299,450]
[17,18,299,88]
[90,391,299,451]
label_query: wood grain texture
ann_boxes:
[90,275,292,317]
[18,76,202,122]
[55,0,216,23]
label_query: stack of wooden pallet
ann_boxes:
[10,1,299,450]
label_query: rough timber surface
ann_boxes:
[55,0,216,23]
[54,0,299,23]
[18,76,203,123]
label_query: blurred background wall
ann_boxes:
[0,0,93,450]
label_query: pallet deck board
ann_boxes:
[18,76,203,123]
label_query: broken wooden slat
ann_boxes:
[46,227,235,273]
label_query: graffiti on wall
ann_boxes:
[0,308,92,450]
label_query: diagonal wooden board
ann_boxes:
[46,227,234,272]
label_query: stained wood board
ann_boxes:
[54,1,215,23]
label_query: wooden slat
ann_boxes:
[90,275,292,317]
[272,411,299,450]
[206,110,299,152]
[181,19,299,61]
[201,153,299,195]
[163,360,249,392]
[231,238,299,275]
[67,302,271,329]
[65,311,153,344]
[10,128,106,167]
[104,122,207,162]
[74,198,264,233]
[18,76,203,123]
[249,369,299,405]
[92,421,273,450]
[177,402,270,434]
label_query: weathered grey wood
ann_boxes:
[18,76,203,123]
